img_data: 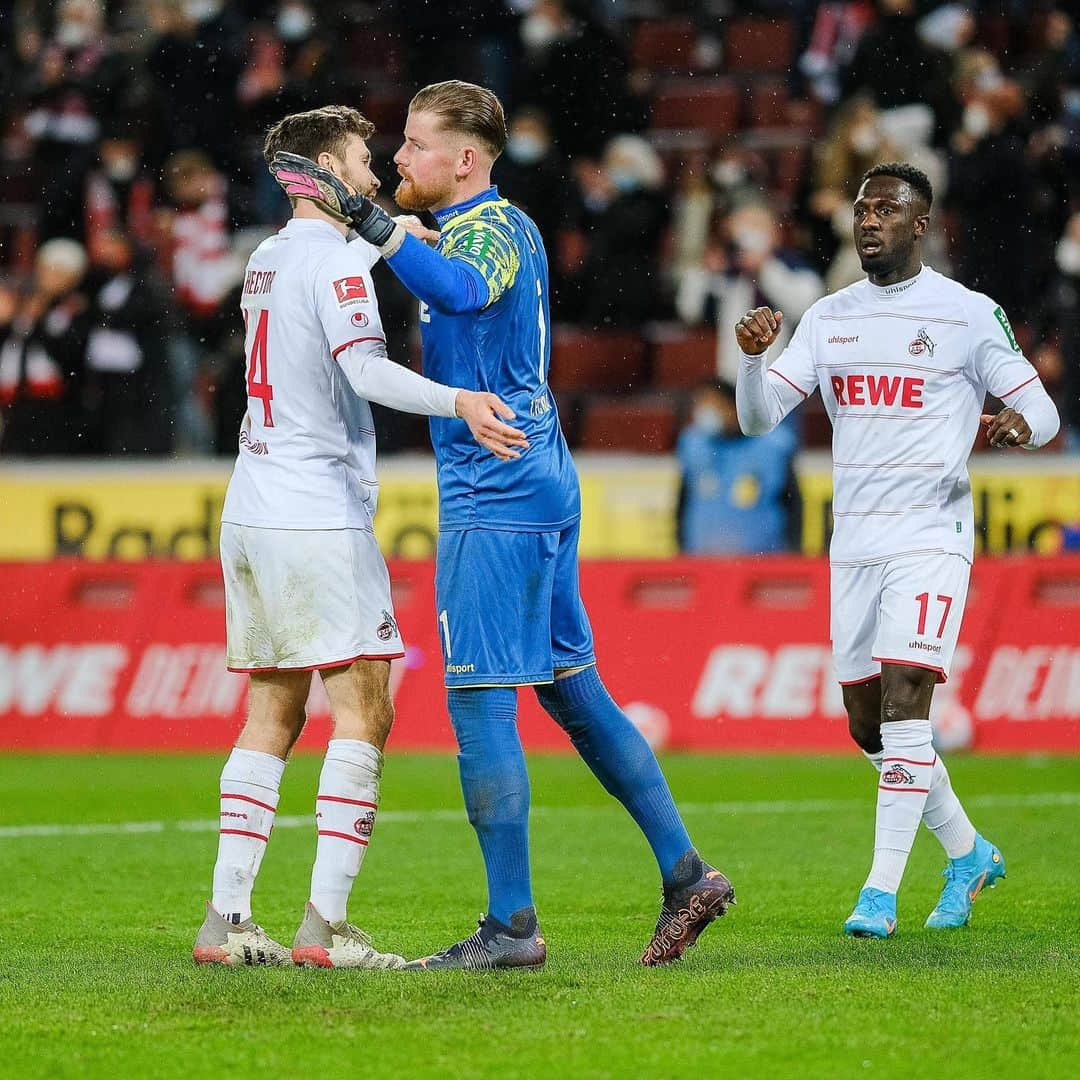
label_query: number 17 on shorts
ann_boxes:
[832,552,972,685]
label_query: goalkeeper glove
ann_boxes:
[269,151,398,247]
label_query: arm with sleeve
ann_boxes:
[968,296,1060,448]
[736,309,818,435]
[315,248,460,417]
[380,220,519,315]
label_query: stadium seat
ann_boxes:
[746,77,790,129]
[649,78,742,137]
[650,325,718,387]
[724,16,796,73]
[772,144,810,199]
[579,395,680,452]
[360,87,412,133]
[631,19,698,73]
[548,329,648,393]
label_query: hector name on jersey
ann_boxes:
[739,266,1059,567]
[420,188,579,531]
[222,219,388,531]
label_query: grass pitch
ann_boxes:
[0,752,1077,1079]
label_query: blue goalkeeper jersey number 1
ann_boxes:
[421,187,580,532]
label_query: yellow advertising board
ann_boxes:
[0,457,680,561]
[0,454,1076,561]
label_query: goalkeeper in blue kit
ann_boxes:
[270,80,734,968]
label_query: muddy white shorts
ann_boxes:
[830,552,971,685]
[220,523,404,673]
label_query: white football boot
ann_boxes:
[291,902,406,969]
[192,901,291,966]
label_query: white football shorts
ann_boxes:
[220,523,404,673]
[830,552,971,685]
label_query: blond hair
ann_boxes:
[409,80,507,159]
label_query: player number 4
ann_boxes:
[244,308,274,427]
[915,592,953,639]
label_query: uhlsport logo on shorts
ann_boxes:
[881,763,916,786]
[353,811,375,838]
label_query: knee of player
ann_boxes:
[846,711,880,753]
[369,696,395,742]
[880,692,922,725]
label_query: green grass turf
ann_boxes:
[0,753,1077,1079]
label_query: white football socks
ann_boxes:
[864,719,935,894]
[211,747,286,922]
[922,756,977,859]
[309,739,382,924]
[862,743,977,861]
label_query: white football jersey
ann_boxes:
[764,266,1051,566]
[222,219,388,530]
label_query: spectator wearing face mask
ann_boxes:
[676,203,824,383]
[805,95,899,276]
[676,379,801,555]
[494,108,566,237]
[81,230,174,455]
[572,135,669,329]
[84,126,156,256]
[844,0,953,125]
[513,0,643,157]
[947,57,1032,313]
[0,239,91,455]
[159,149,240,452]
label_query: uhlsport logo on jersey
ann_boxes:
[332,276,369,306]
[353,811,375,838]
[375,609,398,642]
[908,327,936,357]
[881,762,916,786]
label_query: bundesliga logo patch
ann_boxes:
[332,276,369,306]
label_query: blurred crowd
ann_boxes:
[0,0,1078,470]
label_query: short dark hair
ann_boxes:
[263,105,375,165]
[409,80,507,159]
[860,162,933,210]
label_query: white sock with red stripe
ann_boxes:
[922,755,977,859]
[211,747,285,922]
[862,745,976,859]
[309,739,382,924]
[864,719,935,894]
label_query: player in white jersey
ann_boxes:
[193,106,527,969]
[735,163,1060,938]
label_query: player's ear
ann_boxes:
[317,151,340,178]
[914,213,929,238]
[456,145,477,180]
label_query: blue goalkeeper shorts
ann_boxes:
[434,520,596,688]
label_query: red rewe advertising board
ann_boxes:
[1,558,1078,752]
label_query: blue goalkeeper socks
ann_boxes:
[447,687,533,926]
[535,666,694,885]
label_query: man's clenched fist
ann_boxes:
[735,307,784,355]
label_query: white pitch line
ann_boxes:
[0,791,1077,841]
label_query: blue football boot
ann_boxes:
[843,887,898,938]
[925,834,1006,929]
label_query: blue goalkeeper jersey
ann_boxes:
[421,187,579,531]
